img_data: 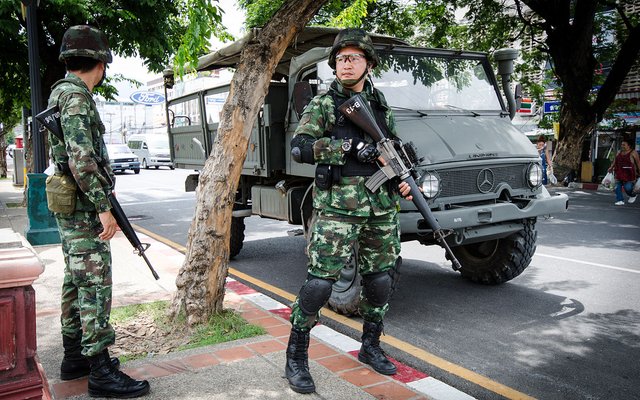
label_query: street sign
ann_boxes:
[543,101,561,114]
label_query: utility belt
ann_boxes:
[314,158,378,191]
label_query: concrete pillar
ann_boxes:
[0,231,46,399]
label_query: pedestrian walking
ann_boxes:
[537,135,552,185]
[286,28,411,394]
[47,25,150,398]
[608,138,640,206]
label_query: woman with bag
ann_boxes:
[608,138,640,206]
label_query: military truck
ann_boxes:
[162,27,568,314]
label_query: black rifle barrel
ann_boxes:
[108,193,160,280]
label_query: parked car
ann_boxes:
[106,144,141,174]
[127,134,174,169]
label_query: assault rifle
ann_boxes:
[338,94,461,271]
[36,106,160,280]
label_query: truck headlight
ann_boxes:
[527,163,543,187]
[420,172,440,198]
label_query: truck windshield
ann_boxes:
[317,52,503,112]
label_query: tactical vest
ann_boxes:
[329,90,391,177]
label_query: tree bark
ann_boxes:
[0,139,7,179]
[170,0,328,327]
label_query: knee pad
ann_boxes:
[298,275,334,316]
[362,271,392,308]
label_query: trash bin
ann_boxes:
[12,148,24,186]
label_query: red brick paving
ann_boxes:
[47,288,425,400]
[339,366,389,387]
[182,352,219,369]
[214,346,255,363]
[364,380,426,400]
[247,339,287,354]
[316,354,363,372]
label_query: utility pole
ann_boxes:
[24,0,46,172]
[22,0,60,245]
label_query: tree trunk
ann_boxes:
[170,0,328,327]
[554,105,595,178]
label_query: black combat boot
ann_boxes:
[285,328,315,394]
[88,349,150,398]
[60,335,121,380]
[358,321,397,375]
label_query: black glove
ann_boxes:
[356,142,380,163]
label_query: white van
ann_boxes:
[127,134,174,169]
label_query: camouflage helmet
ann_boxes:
[59,25,112,64]
[328,28,379,69]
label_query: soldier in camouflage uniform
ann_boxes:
[285,28,412,394]
[48,25,149,398]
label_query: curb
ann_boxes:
[566,182,610,191]
[226,278,477,400]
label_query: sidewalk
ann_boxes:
[0,174,475,400]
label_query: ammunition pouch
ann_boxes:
[315,164,333,190]
[45,172,77,214]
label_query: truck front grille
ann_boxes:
[437,165,526,197]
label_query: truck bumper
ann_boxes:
[399,192,569,238]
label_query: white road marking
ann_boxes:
[535,252,640,274]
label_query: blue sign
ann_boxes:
[206,97,226,104]
[130,91,165,105]
[543,101,560,114]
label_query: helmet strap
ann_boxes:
[337,68,369,90]
[95,64,106,88]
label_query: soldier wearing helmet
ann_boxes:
[47,25,150,398]
[286,28,411,394]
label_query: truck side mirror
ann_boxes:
[514,83,523,112]
[293,82,313,119]
[493,48,519,120]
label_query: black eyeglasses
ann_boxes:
[335,54,366,64]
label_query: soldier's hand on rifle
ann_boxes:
[98,210,118,241]
[398,181,413,201]
[352,139,380,163]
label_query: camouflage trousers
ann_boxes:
[55,210,115,357]
[290,209,401,331]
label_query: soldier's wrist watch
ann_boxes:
[341,140,352,153]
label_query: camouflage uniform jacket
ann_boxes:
[294,80,400,217]
[48,73,114,213]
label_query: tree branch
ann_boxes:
[592,23,640,121]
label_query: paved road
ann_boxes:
[115,168,640,400]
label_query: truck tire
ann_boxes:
[452,219,537,284]
[229,216,245,259]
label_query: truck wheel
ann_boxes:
[327,248,361,316]
[142,159,148,169]
[133,168,140,174]
[452,219,537,284]
[229,216,245,259]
